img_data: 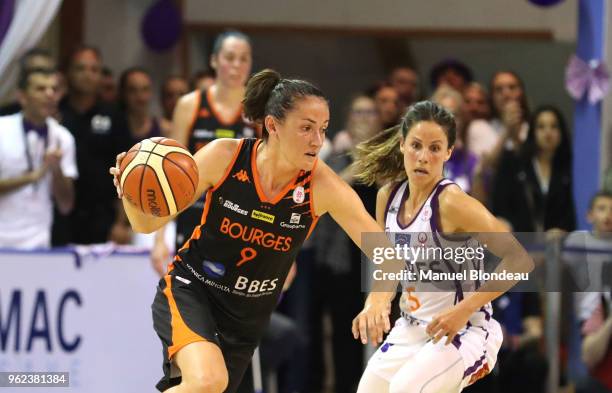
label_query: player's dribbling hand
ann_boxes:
[426,304,472,345]
[109,152,126,198]
[352,292,392,346]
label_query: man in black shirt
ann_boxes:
[52,46,130,245]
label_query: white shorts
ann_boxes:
[366,316,503,391]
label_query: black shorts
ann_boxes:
[151,264,261,393]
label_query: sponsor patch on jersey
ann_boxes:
[290,213,301,224]
[395,233,411,245]
[215,129,236,138]
[251,209,275,224]
[223,199,248,215]
[193,129,215,138]
[91,115,112,134]
[202,260,226,278]
[293,186,305,203]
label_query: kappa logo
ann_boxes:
[233,170,250,183]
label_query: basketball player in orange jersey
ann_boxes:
[351,101,532,393]
[110,69,402,393]
[152,31,256,275]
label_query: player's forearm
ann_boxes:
[460,291,504,314]
[123,198,173,234]
[51,169,75,214]
[154,224,168,243]
[0,171,40,194]
[582,316,612,368]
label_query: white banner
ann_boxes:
[0,249,162,392]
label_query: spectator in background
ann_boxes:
[310,94,382,393]
[469,71,531,205]
[463,82,491,123]
[0,48,56,116]
[368,81,401,129]
[109,67,164,244]
[0,67,77,249]
[388,65,419,110]
[467,70,530,161]
[159,75,189,135]
[191,68,216,91]
[116,67,162,145]
[52,45,128,246]
[431,86,479,194]
[564,191,612,393]
[429,58,473,92]
[491,105,575,233]
[99,66,117,104]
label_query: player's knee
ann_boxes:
[182,370,228,393]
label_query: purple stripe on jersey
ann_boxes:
[452,333,462,349]
[396,178,445,230]
[463,354,487,378]
[480,306,491,321]
[384,182,403,226]
[429,180,462,238]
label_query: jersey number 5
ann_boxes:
[405,286,421,311]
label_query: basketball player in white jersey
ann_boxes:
[351,101,532,393]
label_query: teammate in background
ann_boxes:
[352,101,531,393]
[110,69,400,393]
[151,30,256,276]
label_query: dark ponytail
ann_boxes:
[243,69,281,123]
[243,68,327,140]
[352,125,405,186]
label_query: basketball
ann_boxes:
[119,137,198,217]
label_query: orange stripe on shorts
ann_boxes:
[163,274,206,359]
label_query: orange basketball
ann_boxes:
[119,137,198,217]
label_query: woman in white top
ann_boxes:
[351,101,532,393]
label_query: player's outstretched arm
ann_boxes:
[109,138,240,234]
[313,163,402,346]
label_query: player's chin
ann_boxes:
[301,154,317,169]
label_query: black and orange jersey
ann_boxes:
[187,88,255,153]
[174,138,318,329]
